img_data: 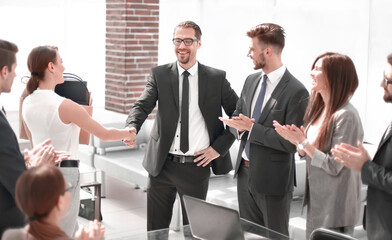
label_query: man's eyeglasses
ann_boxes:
[172,38,199,46]
[384,72,392,85]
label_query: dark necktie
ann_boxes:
[245,74,268,158]
[180,71,190,154]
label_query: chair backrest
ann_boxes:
[55,73,90,105]
[310,228,357,240]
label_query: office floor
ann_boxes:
[77,174,305,240]
[78,175,148,239]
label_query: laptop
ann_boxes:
[183,195,266,240]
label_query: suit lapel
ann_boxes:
[258,69,289,123]
[377,124,392,151]
[198,63,207,109]
[247,74,262,115]
[169,63,180,110]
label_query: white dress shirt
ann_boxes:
[242,65,287,160]
[169,62,210,156]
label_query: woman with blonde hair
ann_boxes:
[2,165,105,240]
[273,52,363,238]
[22,46,136,236]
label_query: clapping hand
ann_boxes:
[273,120,306,146]
[75,220,105,240]
[219,114,255,132]
[331,141,371,171]
[24,139,70,167]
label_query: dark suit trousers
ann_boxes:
[147,156,211,231]
[237,164,292,236]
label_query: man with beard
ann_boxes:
[220,23,309,235]
[332,53,392,240]
[124,21,238,231]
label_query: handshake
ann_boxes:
[123,127,137,148]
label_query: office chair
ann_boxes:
[310,228,357,240]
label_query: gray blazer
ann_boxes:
[233,69,309,195]
[303,102,363,228]
[126,62,238,177]
[361,121,392,239]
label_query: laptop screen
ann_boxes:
[183,195,246,240]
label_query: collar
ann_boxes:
[177,61,198,77]
[0,97,4,113]
[264,65,286,84]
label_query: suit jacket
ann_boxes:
[361,123,392,239]
[233,69,309,195]
[0,112,26,237]
[303,103,363,228]
[126,62,239,177]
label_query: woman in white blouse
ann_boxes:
[22,46,136,237]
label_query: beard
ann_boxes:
[178,55,189,65]
[383,90,392,103]
[253,53,266,70]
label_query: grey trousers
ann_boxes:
[237,165,292,236]
[60,167,80,237]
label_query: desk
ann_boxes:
[130,218,290,239]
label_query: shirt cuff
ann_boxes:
[310,149,326,168]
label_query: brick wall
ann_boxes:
[105,0,159,116]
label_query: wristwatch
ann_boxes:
[297,139,308,150]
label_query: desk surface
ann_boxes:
[130,218,290,240]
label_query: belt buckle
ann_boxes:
[179,156,186,164]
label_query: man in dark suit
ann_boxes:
[124,21,238,231]
[220,23,309,235]
[0,39,67,237]
[332,53,392,240]
[0,39,26,236]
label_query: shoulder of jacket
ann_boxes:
[199,63,226,75]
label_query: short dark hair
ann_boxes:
[0,39,18,71]
[174,21,202,40]
[247,23,285,53]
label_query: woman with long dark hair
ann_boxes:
[273,52,363,238]
[21,46,135,236]
[2,165,104,240]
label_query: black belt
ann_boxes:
[167,154,195,163]
[57,160,79,168]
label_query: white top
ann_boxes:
[169,62,210,155]
[22,89,80,159]
[242,65,286,160]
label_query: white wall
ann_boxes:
[0,0,106,110]
[1,0,392,144]
[158,0,392,144]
